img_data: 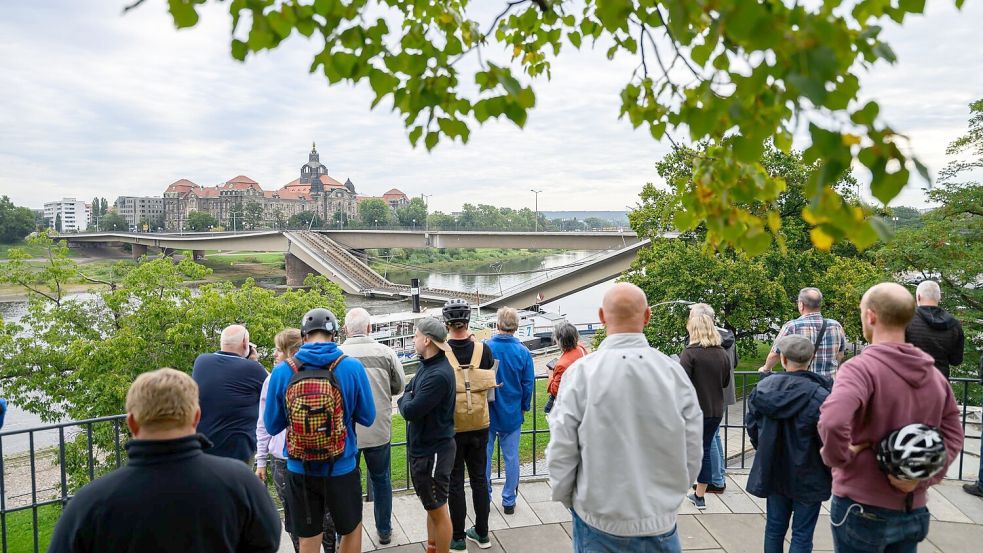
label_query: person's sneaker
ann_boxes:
[687,493,707,510]
[378,531,392,545]
[503,504,515,515]
[449,538,467,551]
[466,526,492,549]
[692,483,726,494]
[963,483,983,498]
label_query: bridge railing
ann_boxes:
[2,373,979,552]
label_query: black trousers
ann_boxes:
[448,428,491,541]
[271,458,336,553]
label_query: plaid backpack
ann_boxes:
[284,355,347,463]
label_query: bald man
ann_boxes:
[547,283,702,550]
[818,283,963,553]
[192,324,269,462]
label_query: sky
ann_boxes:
[1,1,980,213]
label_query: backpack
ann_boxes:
[284,355,348,463]
[447,342,498,432]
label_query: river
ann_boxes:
[0,251,613,449]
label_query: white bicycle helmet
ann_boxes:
[875,423,947,481]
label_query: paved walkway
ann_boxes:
[277,472,983,552]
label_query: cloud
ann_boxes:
[0,1,980,213]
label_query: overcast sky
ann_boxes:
[1,1,980,213]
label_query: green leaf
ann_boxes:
[408,126,423,146]
[168,0,200,29]
[870,167,909,204]
[231,39,248,61]
[913,158,932,185]
[851,101,880,125]
[567,31,582,48]
[425,131,439,151]
[872,42,897,63]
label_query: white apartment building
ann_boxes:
[43,198,91,233]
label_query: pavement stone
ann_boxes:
[696,514,766,553]
[529,500,572,524]
[491,483,541,528]
[927,486,975,524]
[517,479,554,503]
[362,500,414,548]
[926,520,983,553]
[677,514,721,550]
[391,494,429,543]
[934,483,983,524]
[493,523,571,553]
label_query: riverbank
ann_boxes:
[367,248,563,271]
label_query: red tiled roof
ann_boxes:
[278,175,346,194]
[227,175,257,184]
[383,188,406,197]
[164,178,198,193]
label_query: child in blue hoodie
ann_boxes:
[265,309,375,553]
[747,335,832,553]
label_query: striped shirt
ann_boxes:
[773,313,847,376]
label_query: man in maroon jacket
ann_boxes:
[818,283,963,553]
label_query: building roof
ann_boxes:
[164,179,199,194]
[279,174,347,193]
[382,188,407,200]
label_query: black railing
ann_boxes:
[2,373,980,552]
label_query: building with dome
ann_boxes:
[162,144,401,230]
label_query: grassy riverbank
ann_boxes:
[368,248,563,271]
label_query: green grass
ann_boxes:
[736,341,772,373]
[0,240,79,259]
[4,503,61,552]
[206,252,285,264]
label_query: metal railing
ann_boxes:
[2,373,980,552]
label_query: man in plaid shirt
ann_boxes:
[759,288,846,377]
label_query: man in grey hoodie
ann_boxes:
[547,283,703,552]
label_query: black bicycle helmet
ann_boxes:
[875,423,947,481]
[442,298,471,325]
[300,308,340,338]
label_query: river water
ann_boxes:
[0,251,613,448]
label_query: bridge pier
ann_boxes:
[160,247,175,257]
[131,244,147,259]
[192,249,205,261]
[285,253,315,287]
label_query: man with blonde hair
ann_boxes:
[906,280,964,378]
[48,368,281,552]
[484,307,535,515]
[193,324,268,462]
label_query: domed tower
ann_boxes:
[300,142,328,194]
[344,178,356,193]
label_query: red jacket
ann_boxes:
[818,343,963,510]
[547,344,588,397]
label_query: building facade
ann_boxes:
[114,196,165,230]
[163,144,376,230]
[43,198,91,233]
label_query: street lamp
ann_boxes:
[421,193,432,232]
[530,189,543,232]
[412,218,417,231]
[374,218,379,230]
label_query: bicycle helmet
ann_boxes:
[442,298,471,325]
[300,308,340,338]
[875,423,947,481]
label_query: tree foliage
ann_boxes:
[396,197,428,228]
[878,99,983,375]
[186,210,218,231]
[627,146,888,353]
[0,195,37,243]
[288,210,320,229]
[145,0,957,252]
[98,210,129,232]
[359,198,393,226]
[243,200,265,229]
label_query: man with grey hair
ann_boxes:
[484,307,535,515]
[906,280,964,378]
[192,324,268,462]
[339,308,405,545]
[688,303,737,494]
[759,287,846,377]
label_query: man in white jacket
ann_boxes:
[547,283,703,552]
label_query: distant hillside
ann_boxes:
[542,211,629,223]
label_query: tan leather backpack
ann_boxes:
[447,341,498,432]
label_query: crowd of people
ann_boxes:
[41,278,982,553]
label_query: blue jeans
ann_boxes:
[830,496,930,553]
[977,448,983,489]
[709,428,726,487]
[358,444,392,535]
[698,417,722,485]
[486,427,521,508]
[572,510,682,553]
[765,495,821,553]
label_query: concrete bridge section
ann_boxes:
[65,229,640,252]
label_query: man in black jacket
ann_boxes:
[746,335,832,553]
[398,317,457,553]
[906,280,965,378]
[48,368,281,553]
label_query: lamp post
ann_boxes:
[421,193,432,232]
[412,218,417,231]
[530,189,543,232]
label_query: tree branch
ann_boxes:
[121,0,147,15]
[653,7,702,81]
[451,0,531,67]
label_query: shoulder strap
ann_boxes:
[446,350,462,370]
[469,341,484,369]
[327,354,347,371]
[286,358,302,373]
[812,319,828,361]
